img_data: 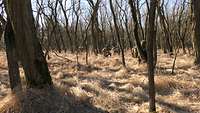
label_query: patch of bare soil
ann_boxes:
[0,51,200,113]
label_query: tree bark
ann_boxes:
[4,18,22,91]
[87,0,101,55]
[129,0,147,61]
[192,0,200,64]
[6,0,53,88]
[147,0,157,112]
[157,1,173,54]
[109,0,126,67]
[59,0,74,53]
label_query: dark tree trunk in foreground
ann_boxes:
[6,0,52,88]
[4,18,22,91]
[192,0,200,64]
[147,0,157,112]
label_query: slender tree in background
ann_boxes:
[157,0,173,54]
[109,0,126,67]
[73,0,81,65]
[6,0,52,88]
[129,0,147,61]
[59,0,73,53]
[147,0,157,112]
[87,0,101,55]
[192,0,200,64]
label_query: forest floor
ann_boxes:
[0,50,200,113]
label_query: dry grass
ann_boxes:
[0,88,70,113]
[0,50,200,113]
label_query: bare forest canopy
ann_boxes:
[0,0,192,55]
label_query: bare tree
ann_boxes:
[6,0,52,88]
[59,0,74,53]
[191,0,200,64]
[147,0,157,112]
[0,2,22,91]
[116,1,134,52]
[157,0,173,54]
[72,0,81,65]
[129,0,147,61]
[87,0,101,55]
[109,0,126,67]
[3,15,22,91]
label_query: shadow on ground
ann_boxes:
[0,87,108,113]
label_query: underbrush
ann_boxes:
[0,51,199,113]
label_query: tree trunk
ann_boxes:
[192,0,200,64]
[147,0,157,112]
[87,0,101,55]
[136,0,145,40]
[4,18,22,91]
[129,0,147,61]
[157,2,173,54]
[109,0,126,67]
[59,0,73,53]
[6,0,53,88]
